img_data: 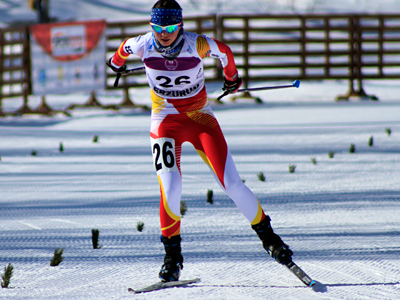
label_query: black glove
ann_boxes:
[222,75,242,94]
[106,57,127,73]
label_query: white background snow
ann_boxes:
[1,0,400,299]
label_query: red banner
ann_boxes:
[30,20,106,62]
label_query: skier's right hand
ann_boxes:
[106,57,127,73]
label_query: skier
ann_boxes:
[107,0,293,282]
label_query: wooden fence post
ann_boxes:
[336,15,378,100]
[300,16,307,79]
[0,97,4,117]
[230,16,262,103]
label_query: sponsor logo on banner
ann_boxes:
[38,69,46,86]
[57,66,63,81]
[30,20,106,95]
[51,25,86,57]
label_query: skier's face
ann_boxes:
[152,25,181,46]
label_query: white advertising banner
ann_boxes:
[30,20,106,95]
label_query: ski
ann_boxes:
[128,278,201,294]
[285,260,315,286]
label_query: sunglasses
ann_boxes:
[150,22,182,34]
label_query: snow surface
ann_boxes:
[1,80,400,299]
[1,0,400,299]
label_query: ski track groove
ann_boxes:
[1,101,400,299]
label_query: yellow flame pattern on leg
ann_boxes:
[158,175,181,235]
[250,200,265,225]
[196,149,218,178]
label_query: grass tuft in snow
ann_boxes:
[93,135,99,143]
[137,221,145,232]
[59,142,64,152]
[1,263,13,288]
[289,164,296,173]
[368,136,373,147]
[180,201,187,217]
[31,149,37,156]
[328,151,335,158]
[50,248,64,267]
[385,127,392,136]
[91,229,102,249]
[207,189,214,204]
[257,172,266,181]
[310,158,317,165]
[349,143,356,153]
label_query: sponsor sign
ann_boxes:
[30,20,106,95]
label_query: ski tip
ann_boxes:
[293,80,300,88]
[309,280,316,287]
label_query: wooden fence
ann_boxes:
[218,14,400,101]
[1,14,400,116]
[0,25,65,116]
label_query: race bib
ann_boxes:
[151,137,178,174]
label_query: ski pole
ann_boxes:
[107,64,146,87]
[121,66,146,76]
[217,80,301,101]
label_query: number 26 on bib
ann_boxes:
[151,138,178,175]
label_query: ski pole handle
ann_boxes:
[107,65,146,87]
[115,66,145,87]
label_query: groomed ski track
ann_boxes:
[0,82,400,299]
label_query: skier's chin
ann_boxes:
[159,39,172,46]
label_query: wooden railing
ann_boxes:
[218,14,400,100]
[1,14,400,116]
[0,26,65,116]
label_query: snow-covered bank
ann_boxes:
[1,86,400,299]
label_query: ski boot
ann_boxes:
[252,215,293,264]
[159,235,183,282]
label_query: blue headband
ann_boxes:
[151,8,182,26]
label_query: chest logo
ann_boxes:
[165,59,178,71]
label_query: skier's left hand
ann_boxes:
[222,75,242,94]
